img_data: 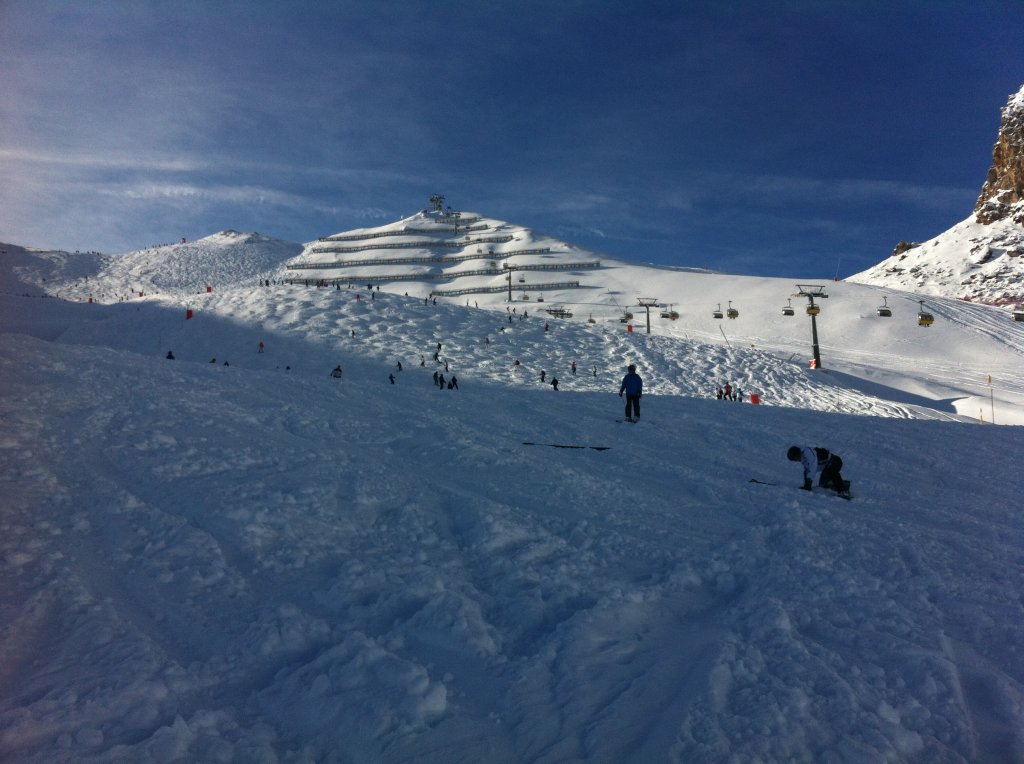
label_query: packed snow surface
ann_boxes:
[1,217,1023,762]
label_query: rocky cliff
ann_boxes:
[847,86,1024,309]
[975,85,1024,225]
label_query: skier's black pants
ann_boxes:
[624,394,640,420]
[819,455,844,489]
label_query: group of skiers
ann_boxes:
[432,370,459,390]
[716,382,743,401]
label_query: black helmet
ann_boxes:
[628,364,636,372]
[787,446,802,461]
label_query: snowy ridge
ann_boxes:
[847,214,1024,307]
[5,231,303,304]
[1,216,1024,762]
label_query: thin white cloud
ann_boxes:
[0,147,405,182]
[728,172,973,211]
[0,148,201,172]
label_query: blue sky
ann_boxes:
[2,1,1022,277]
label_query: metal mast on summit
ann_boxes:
[428,194,445,213]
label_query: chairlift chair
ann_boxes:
[620,310,633,323]
[877,296,892,317]
[712,303,724,319]
[518,275,525,283]
[806,304,821,316]
[917,300,934,327]
[727,300,739,319]
[782,299,795,316]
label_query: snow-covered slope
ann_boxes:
[847,214,1024,307]
[5,231,303,304]
[10,203,1023,423]
[2,230,1024,762]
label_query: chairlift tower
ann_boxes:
[795,284,828,369]
[636,297,659,334]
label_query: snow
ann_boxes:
[1,214,1024,762]
[1008,83,1024,115]
[847,215,1024,308]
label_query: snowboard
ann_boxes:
[523,442,611,451]
[749,478,852,500]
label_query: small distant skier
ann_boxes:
[723,382,732,400]
[258,341,265,353]
[389,373,395,384]
[438,373,446,389]
[450,376,459,390]
[619,364,643,422]
[397,361,403,371]
[551,377,559,391]
[787,445,850,497]
[540,370,546,383]
[571,361,577,376]
[166,351,175,360]
[331,365,343,378]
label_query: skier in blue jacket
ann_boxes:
[787,445,850,497]
[618,364,643,422]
